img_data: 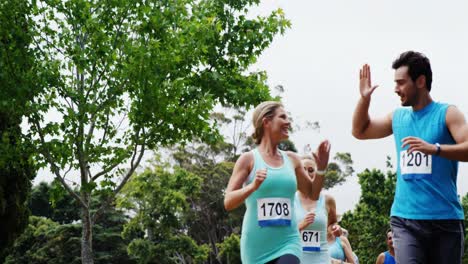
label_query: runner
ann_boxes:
[352,51,467,264]
[329,230,356,264]
[224,101,331,263]
[295,155,342,263]
[375,229,395,264]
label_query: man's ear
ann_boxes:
[416,75,426,90]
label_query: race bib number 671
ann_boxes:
[400,150,432,175]
[257,198,291,227]
[301,230,320,252]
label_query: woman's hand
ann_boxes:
[250,168,267,191]
[313,140,331,171]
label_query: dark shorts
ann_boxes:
[265,254,300,264]
[390,216,465,264]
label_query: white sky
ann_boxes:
[250,0,468,214]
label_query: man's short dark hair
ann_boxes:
[386,228,392,239]
[392,51,433,91]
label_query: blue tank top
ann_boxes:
[295,193,331,263]
[329,237,345,261]
[384,251,395,264]
[240,148,301,263]
[391,102,464,220]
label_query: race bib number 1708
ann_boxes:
[257,198,291,227]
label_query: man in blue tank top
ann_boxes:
[352,51,467,264]
[375,229,395,264]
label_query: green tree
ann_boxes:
[23,1,289,263]
[0,0,40,260]
[119,165,209,263]
[29,181,81,224]
[0,114,35,262]
[340,168,396,264]
[324,152,354,189]
[216,233,241,264]
[212,109,250,157]
[172,140,244,263]
[5,204,135,264]
[4,216,69,264]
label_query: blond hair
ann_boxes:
[251,101,283,144]
[302,155,315,162]
[301,155,317,169]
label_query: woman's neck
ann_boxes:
[299,191,318,211]
[258,139,280,157]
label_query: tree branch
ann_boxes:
[92,128,145,219]
[84,117,96,154]
[32,119,87,209]
[114,141,145,194]
[91,160,121,181]
[91,140,146,224]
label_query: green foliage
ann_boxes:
[121,150,244,264]
[119,166,208,263]
[29,182,81,224]
[5,208,135,264]
[0,113,35,261]
[0,0,39,260]
[169,106,268,262]
[216,233,241,264]
[26,0,288,182]
[324,152,354,189]
[0,0,45,113]
[92,203,137,264]
[4,216,81,264]
[340,169,396,264]
[173,143,244,263]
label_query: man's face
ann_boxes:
[386,231,394,249]
[394,66,417,107]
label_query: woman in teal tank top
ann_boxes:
[224,101,331,264]
[295,157,342,264]
[329,235,356,263]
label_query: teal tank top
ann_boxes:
[240,148,301,263]
[295,192,331,263]
[391,102,464,219]
[329,237,345,261]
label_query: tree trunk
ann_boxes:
[81,199,94,264]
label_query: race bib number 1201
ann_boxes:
[400,150,432,175]
[257,198,291,227]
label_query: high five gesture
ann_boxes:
[359,64,379,99]
[352,64,392,140]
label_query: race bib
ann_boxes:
[400,150,432,175]
[301,230,321,252]
[257,198,291,227]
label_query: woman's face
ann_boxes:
[302,159,316,181]
[267,107,290,140]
